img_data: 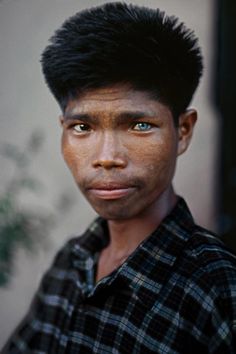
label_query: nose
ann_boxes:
[92,132,127,169]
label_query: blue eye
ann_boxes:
[133,122,152,131]
[73,123,90,132]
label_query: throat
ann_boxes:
[95,213,162,283]
[95,188,178,282]
[107,190,177,252]
[95,247,130,283]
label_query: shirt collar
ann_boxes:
[70,197,195,305]
[119,197,195,307]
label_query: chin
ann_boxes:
[93,205,132,221]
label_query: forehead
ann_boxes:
[65,85,172,118]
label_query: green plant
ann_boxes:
[0,132,53,286]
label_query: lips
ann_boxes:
[86,182,136,200]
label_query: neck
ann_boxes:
[106,186,177,260]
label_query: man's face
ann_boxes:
[61,85,184,220]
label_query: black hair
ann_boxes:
[41,2,203,123]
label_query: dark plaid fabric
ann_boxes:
[2,197,236,353]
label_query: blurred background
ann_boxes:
[0,0,235,347]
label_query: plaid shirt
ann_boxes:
[2,197,236,353]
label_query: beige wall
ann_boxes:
[0,0,218,346]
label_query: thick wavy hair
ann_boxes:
[41,2,203,122]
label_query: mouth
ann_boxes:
[87,182,136,200]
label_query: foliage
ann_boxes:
[0,132,54,286]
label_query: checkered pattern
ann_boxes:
[2,198,236,353]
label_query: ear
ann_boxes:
[177,109,197,156]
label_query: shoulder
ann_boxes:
[178,225,236,316]
[34,237,79,298]
[45,217,103,272]
[44,236,80,274]
[183,225,236,285]
[164,197,236,299]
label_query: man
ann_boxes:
[2,2,236,353]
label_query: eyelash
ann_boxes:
[72,123,91,133]
[132,122,153,131]
[69,121,154,134]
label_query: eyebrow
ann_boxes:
[63,111,157,124]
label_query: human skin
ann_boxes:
[60,84,196,278]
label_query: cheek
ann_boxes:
[62,146,78,171]
[129,138,174,167]
[61,135,87,173]
[130,138,178,184]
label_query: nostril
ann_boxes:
[92,158,126,169]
